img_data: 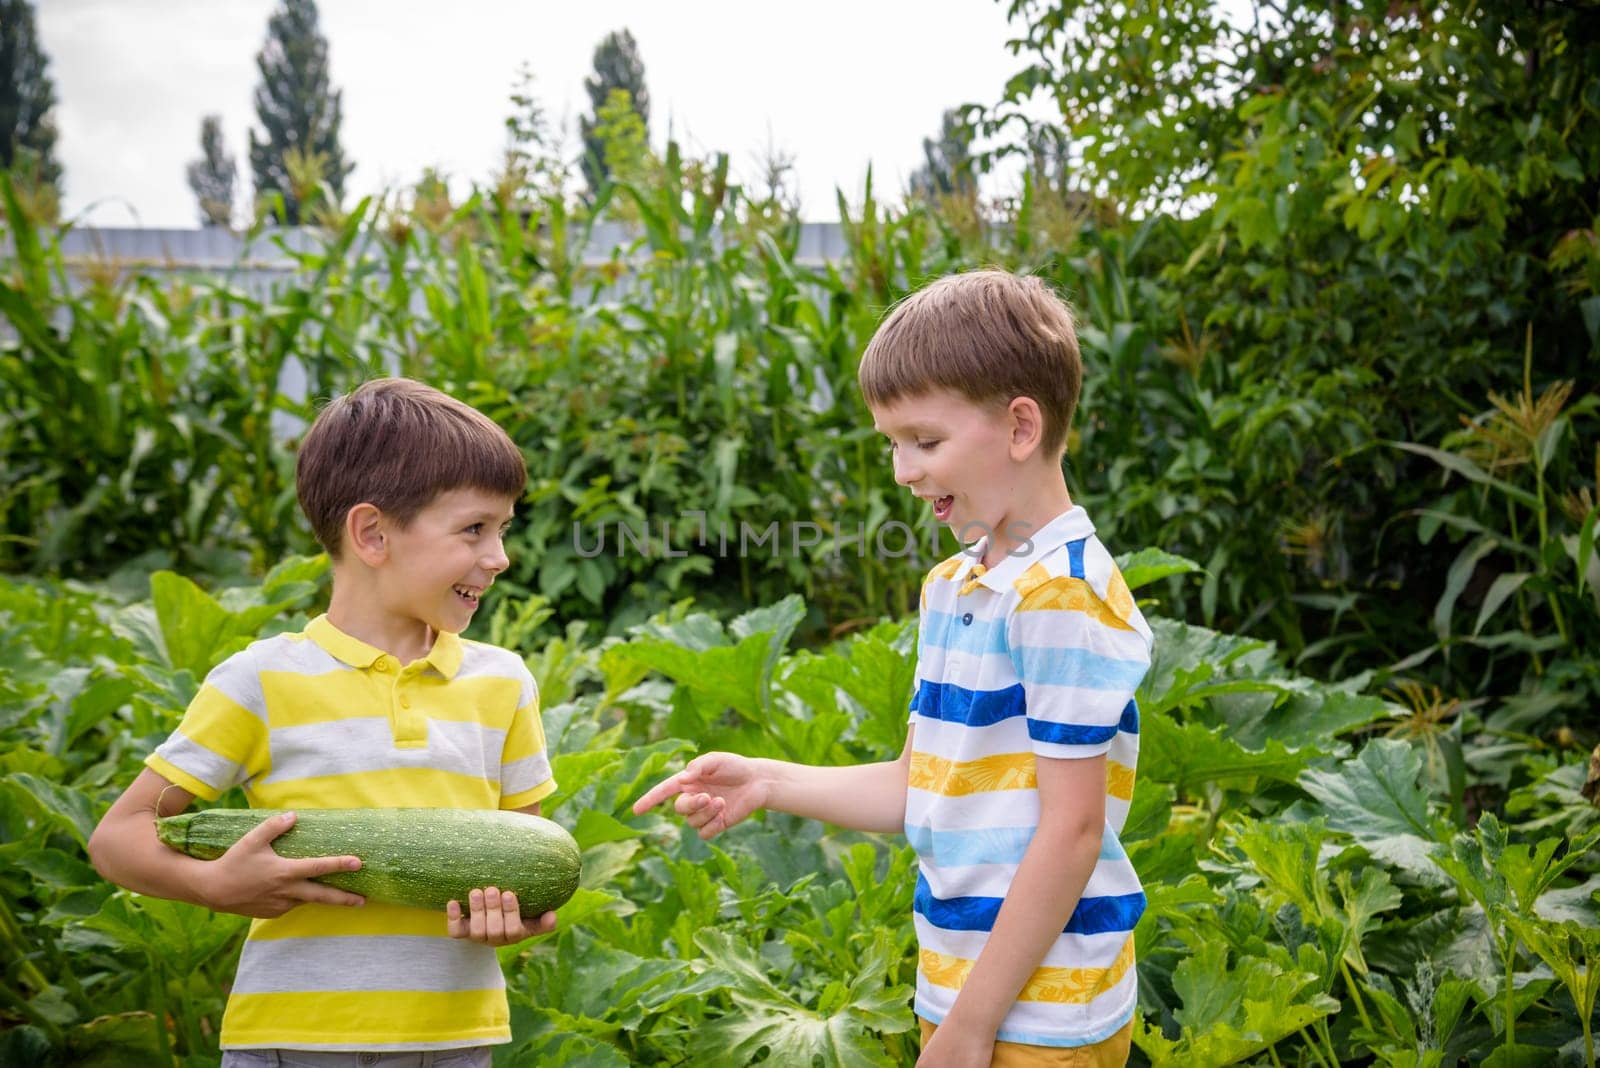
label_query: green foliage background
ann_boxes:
[0,0,1596,1063]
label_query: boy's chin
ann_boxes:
[413,603,473,636]
[948,516,992,544]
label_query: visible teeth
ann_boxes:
[453,586,478,601]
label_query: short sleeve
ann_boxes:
[144,649,270,800]
[499,662,556,809]
[1005,588,1151,761]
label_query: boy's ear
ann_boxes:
[1007,397,1045,461]
[344,503,389,566]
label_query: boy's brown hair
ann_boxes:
[296,377,527,558]
[857,269,1082,457]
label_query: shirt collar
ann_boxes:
[962,507,1096,595]
[305,615,464,679]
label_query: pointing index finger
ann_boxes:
[632,771,688,814]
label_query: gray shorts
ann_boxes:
[220,1048,492,1068]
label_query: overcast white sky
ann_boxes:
[37,0,1028,228]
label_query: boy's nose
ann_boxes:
[483,539,510,574]
[892,453,921,487]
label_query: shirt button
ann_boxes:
[962,612,974,626]
[400,696,411,709]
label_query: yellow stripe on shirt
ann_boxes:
[911,751,1036,796]
[910,754,1133,800]
[221,988,508,1048]
[144,754,223,802]
[260,671,525,731]
[1011,569,1136,632]
[1104,566,1136,623]
[920,938,1135,1004]
[501,708,549,763]
[177,688,270,763]
[1107,760,1136,801]
[249,766,499,810]
[249,902,448,940]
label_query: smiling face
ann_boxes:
[376,487,516,636]
[870,389,1023,548]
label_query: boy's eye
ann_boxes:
[464,523,484,535]
[917,441,939,450]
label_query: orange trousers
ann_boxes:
[917,1018,1132,1067]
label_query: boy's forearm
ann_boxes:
[940,818,1102,1035]
[88,771,218,910]
[89,816,216,909]
[756,756,908,833]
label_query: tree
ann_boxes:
[908,108,976,201]
[494,62,569,208]
[186,115,237,228]
[579,29,650,195]
[0,0,62,199]
[247,0,351,224]
[976,0,1600,683]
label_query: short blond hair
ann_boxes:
[296,378,526,558]
[857,270,1082,457]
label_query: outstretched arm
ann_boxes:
[88,768,366,917]
[633,729,916,837]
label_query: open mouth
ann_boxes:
[452,585,482,605]
[932,496,954,522]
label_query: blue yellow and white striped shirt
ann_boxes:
[146,615,555,1051]
[906,507,1152,1047]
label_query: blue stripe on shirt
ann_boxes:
[906,824,1128,867]
[1119,700,1140,735]
[1066,538,1087,579]
[1029,719,1120,746]
[914,872,1146,935]
[1010,644,1150,691]
[907,824,1035,867]
[920,609,1008,657]
[912,681,1025,727]
[912,681,1130,741]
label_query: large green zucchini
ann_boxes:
[157,807,581,919]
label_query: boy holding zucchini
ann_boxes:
[89,377,558,1064]
[635,270,1152,1067]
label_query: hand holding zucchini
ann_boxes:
[157,807,581,919]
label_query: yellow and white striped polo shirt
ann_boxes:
[907,507,1152,1047]
[146,614,555,1051]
